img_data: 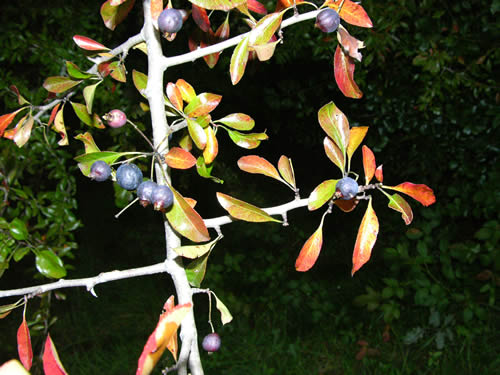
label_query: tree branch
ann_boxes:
[0,261,175,299]
[161,9,321,69]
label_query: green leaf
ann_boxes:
[109,61,127,82]
[65,61,93,79]
[74,151,129,176]
[216,192,281,223]
[248,12,284,46]
[317,101,350,156]
[71,102,97,127]
[132,69,148,97]
[9,218,28,240]
[187,118,207,150]
[174,236,221,259]
[185,252,210,287]
[230,36,250,85]
[387,193,413,225]
[35,250,66,279]
[83,82,101,114]
[43,76,82,93]
[196,156,224,183]
[100,0,136,31]
[226,128,267,149]
[13,247,31,262]
[166,188,210,243]
[0,298,24,318]
[75,132,101,154]
[308,179,338,211]
[188,0,246,11]
[216,113,255,130]
[214,293,233,325]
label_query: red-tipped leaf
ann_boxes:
[387,193,413,225]
[383,182,436,207]
[362,145,376,184]
[237,155,282,181]
[375,165,383,182]
[73,35,109,51]
[43,334,68,375]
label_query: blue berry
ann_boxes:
[89,160,111,182]
[336,177,359,200]
[116,163,143,191]
[152,185,174,211]
[137,180,157,207]
[316,8,341,33]
[158,8,183,34]
[202,333,221,352]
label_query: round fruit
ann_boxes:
[105,109,127,128]
[336,177,359,200]
[152,185,174,211]
[116,163,143,191]
[158,8,183,34]
[89,160,111,182]
[137,180,158,207]
[316,8,341,33]
[202,333,221,353]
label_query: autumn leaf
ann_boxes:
[203,126,219,164]
[175,79,196,102]
[352,198,379,276]
[318,101,350,155]
[164,147,197,169]
[230,36,250,85]
[326,0,373,28]
[216,192,281,223]
[308,179,337,211]
[17,312,32,370]
[346,126,368,163]
[362,145,376,184]
[375,165,383,182]
[383,182,436,207]
[237,155,282,181]
[337,25,365,62]
[43,334,68,375]
[323,136,345,173]
[73,35,110,50]
[387,193,413,225]
[334,45,363,99]
[295,213,326,272]
[136,298,192,375]
[277,155,296,188]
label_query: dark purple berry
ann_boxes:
[105,109,127,128]
[89,160,111,182]
[336,177,359,200]
[158,8,183,34]
[202,333,221,352]
[116,163,143,191]
[137,180,158,207]
[316,8,341,33]
[152,185,174,211]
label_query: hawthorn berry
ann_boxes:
[336,177,359,200]
[202,333,221,353]
[316,8,341,33]
[104,109,127,128]
[116,163,143,191]
[152,185,174,211]
[158,8,183,34]
[137,180,158,207]
[89,160,111,182]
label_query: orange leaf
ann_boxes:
[375,164,383,182]
[237,155,282,181]
[48,103,61,127]
[0,108,25,137]
[203,126,218,164]
[247,0,267,14]
[43,334,68,375]
[164,147,197,169]
[275,0,304,12]
[362,145,376,184]
[150,0,163,20]
[295,214,325,272]
[346,126,368,161]
[327,0,373,28]
[384,182,436,207]
[352,199,379,276]
[334,45,363,99]
[136,298,192,375]
[16,313,32,371]
[166,83,183,111]
[175,79,196,103]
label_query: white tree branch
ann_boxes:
[0,260,175,299]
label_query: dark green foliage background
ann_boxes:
[1,0,499,374]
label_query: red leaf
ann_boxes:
[295,216,325,272]
[352,199,379,276]
[384,182,436,207]
[362,145,376,184]
[334,45,363,99]
[164,147,197,169]
[72,35,109,51]
[192,4,211,32]
[47,104,61,127]
[17,316,32,370]
[327,0,373,28]
[247,0,267,14]
[43,334,68,375]
[0,108,25,137]
[9,85,29,105]
[237,155,282,181]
